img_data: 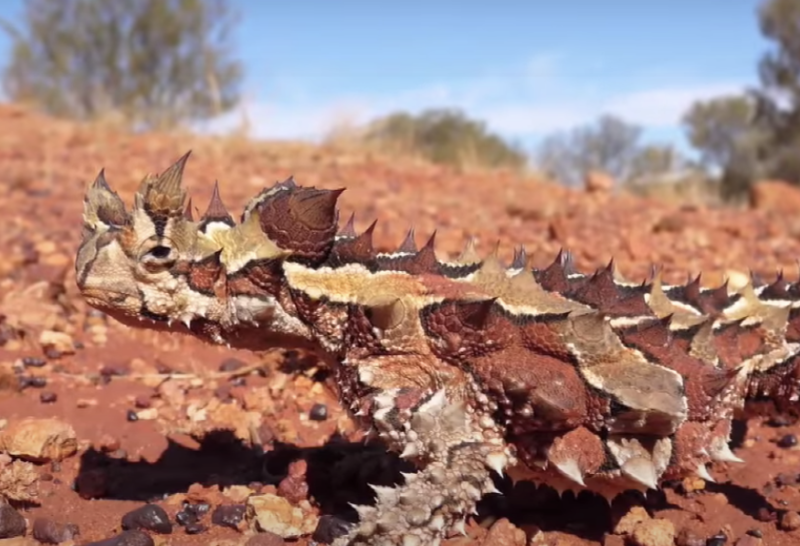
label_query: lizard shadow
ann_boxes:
[74,428,686,543]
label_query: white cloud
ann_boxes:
[201,54,749,144]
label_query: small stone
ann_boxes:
[780,510,800,531]
[614,506,649,535]
[31,517,80,544]
[126,410,139,422]
[706,534,727,546]
[38,330,75,357]
[133,395,152,409]
[245,493,317,537]
[39,391,57,404]
[211,504,246,530]
[309,403,328,421]
[121,504,173,534]
[0,504,27,538]
[312,515,351,544]
[630,518,675,546]
[82,530,155,546]
[21,376,47,389]
[22,356,47,368]
[219,358,247,372]
[777,434,798,448]
[0,417,77,462]
[134,408,158,421]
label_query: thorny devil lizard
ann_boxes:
[75,152,800,546]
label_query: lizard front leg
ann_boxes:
[337,386,514,546]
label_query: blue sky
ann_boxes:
[0,1,771,154]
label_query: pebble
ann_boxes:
[780,510,800,531]
[0,504,27,538]
[21,356,47,368]
[120,504,173,534]
[133,395,152,409]
[706,534,727,545]
[38,330,75,357]
[777,434,798,448]
[31,517,80,544]
[245,493,318,537]
[309,403,328,421]
[219,358,247,372]
[39,391,57,404]
[21,376,47,389]
[211,504,246,529]
[0,417,77,462]
[82,530,155,546]
[630,518,676,546]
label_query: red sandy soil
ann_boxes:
[1,103,800,546]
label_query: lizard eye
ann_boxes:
[138,237,177,272]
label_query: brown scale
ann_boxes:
[287,286,330,330]
[711,319,771,369]
[617,318,737,421]
[745,353,800,411]
[420,298,502,360]
[344,304,391,358]
[178,254,223,297]
[422,301,589,432]
[225,258,285,299]
[254,185,342,264]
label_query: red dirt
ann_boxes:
[1,102,800,545]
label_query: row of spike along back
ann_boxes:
[190,172,800,421]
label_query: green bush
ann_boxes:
[363,108,528,171]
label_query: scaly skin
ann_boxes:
[75,152,800,545]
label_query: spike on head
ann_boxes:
[183,198,194,221]
[83,168,129,229]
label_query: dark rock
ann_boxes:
[0,504,27,538]
[313,515,352,543]
[121,504,173,534]
[309,403,328,421]
[40,391,57,403]
[210,504,245,529]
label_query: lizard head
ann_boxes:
[75,151,343,348]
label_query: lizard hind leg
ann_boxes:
[337,388,513,546]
